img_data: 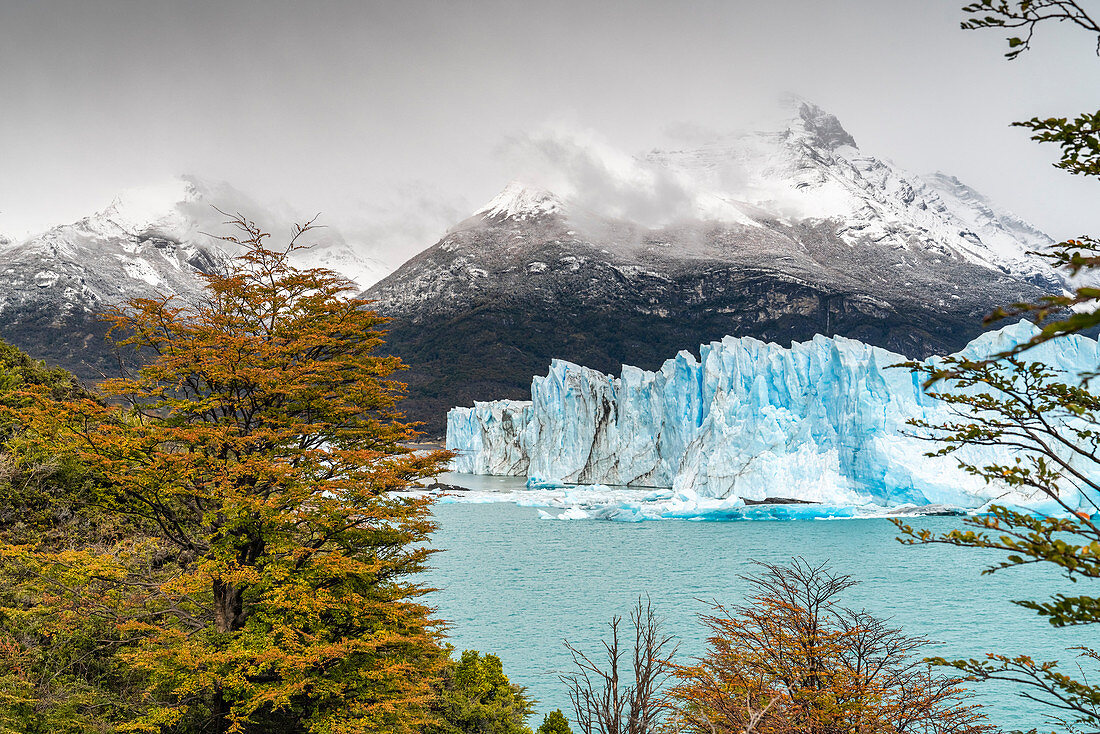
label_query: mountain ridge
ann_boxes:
[364,102,1060,434]
[0,176,394,381]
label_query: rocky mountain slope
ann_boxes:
[365,102,1060,435]
[0,177,391,381]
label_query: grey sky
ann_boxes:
[1,0,1096,261]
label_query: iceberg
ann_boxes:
[446,322,1100,513]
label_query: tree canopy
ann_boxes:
[666,560,992,734]
[431,649,537,734]
[1,216,452,733]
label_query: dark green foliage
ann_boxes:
[432,650,536,734]
[0,338,84,395]
[0,339,114,548]
[985,237,1100,352]
[1015,110,1100,177]
[536,710,572,734]
[961,1,1100,59]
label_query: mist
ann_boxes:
[1,0,1097,263]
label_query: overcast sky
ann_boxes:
[1,0,1096,261]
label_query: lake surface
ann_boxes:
[426,474,1084,731]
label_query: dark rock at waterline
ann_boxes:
[742,497,816,506]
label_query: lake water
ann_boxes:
[425,474,1085,731]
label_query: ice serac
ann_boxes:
[447,400,532,476]
[445,322,1100,512]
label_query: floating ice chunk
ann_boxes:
[436,480,974,522]
[526,476,566,489]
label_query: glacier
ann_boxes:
[445,321,1100,518]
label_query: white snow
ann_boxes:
[645,102,1057,283]
[463,101,1056,285]
[9,176,395,302]
[475,181,564,221]
[33,270,59,288]
[100,178,198,240]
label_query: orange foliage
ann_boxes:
[665,560,995,734]
[15,216,452,733]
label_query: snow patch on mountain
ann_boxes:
[98,178,201,241]
[476,181,564,221]
[2,175,394,317]
[463,101,1055,287]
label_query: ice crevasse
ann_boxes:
[445,322,1100,515]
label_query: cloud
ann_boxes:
[339,182,470,265]
[499,124,747,228]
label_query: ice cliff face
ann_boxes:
[447,321,1100,512]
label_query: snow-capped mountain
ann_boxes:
[0,177,392,380]
[475,182,565,221]
[644,102,1054,283]
[90,177,393,288]
[365,102,1061,434]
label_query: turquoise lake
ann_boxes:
[426,475,1085,731]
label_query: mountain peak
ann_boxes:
[795,101,857,150]
[475,181,564,221]
[97,177,202,239]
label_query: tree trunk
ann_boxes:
[212,534,264,633]
[213,683,232,734]
[213,577,246,633]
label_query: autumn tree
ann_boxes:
[665,560,993,734]
[561,596,677,734]
[5,215,452,733]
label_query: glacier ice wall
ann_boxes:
[445,399,532,476]
[446,322,1100,510]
